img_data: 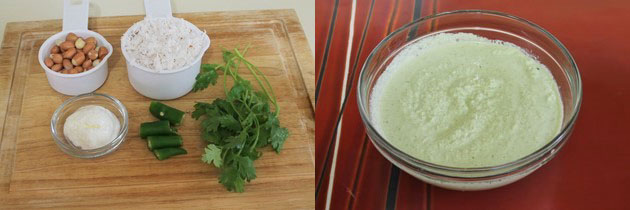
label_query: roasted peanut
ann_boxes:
[92,59,100,66]
[75,38,86,49]
[50,53,63,64]
[66,33,78,42]
[50,46,60,54]
[82,59,92,70]
[87,49,98,60]
[44,57,54,67]
[55,39,64,46]
[51,64,62,71]
[63,59,73,70]
[85,37,97,44]
[68,68,78,74]
[98,47,108,59]
[72,51,86,66]
[72,66,84,73]
[82,43,95,54]
[63,48,77,59]
[60,41,74,51]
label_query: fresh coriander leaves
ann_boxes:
[193,47,289,192]
[202,144,222,168]
[192,64,220,92]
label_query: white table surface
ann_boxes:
[0,0,314,53]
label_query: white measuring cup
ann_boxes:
[121,0,211,100]
[38,0,114,96]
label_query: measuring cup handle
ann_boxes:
[144,0,173,18]
[62,0,90,31]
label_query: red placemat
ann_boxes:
[316,0,630,209]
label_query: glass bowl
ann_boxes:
[357,10,582,190]
[51,93,129,158]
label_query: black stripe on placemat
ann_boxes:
[407,0,424,40]
[384,1,424,209]
[315,0,340,199]
[314,0,341,105]
[385,166,401,210]
[386,0,400,35]
[426,183,432,210]
[347,136,369,210]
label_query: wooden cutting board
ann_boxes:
[0,9,314,209]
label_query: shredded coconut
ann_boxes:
[122,17,207,72]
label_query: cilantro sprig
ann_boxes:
[193,47,289,192]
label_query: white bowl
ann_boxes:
[38,30,114,96]
[121,19,211,100]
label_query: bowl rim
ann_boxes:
[356,9,583,174]
[120,17,211,75]
[50,92,129,158]
[38,30,114,78]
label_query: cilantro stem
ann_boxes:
[233,49,280,116]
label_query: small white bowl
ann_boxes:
[38,30,114,96]
[121,19,210,100]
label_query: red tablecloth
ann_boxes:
[315,0,630,209]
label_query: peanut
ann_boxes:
[51,64,62,71]
[71,51,85,66]
[50,46,60,54]
[69,68,78,74]
[82,42,95,54]
[82,59,92,70]
[44,57,54,67]
[63,59,73,70]
[55,39,64,46]
[66,33,78,42]
[85,37,97,44]
[87,49,98,60]
[62,48,76,59]
[50,53,63,64]
[75,38,86,49]
[60,41,74,51]
[73,66,84,73]
[93,59,100,66]
[98,47,108,59]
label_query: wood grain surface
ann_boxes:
[316,0,630,210]
[0,9,314,209]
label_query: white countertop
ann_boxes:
[0,0,314,53]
